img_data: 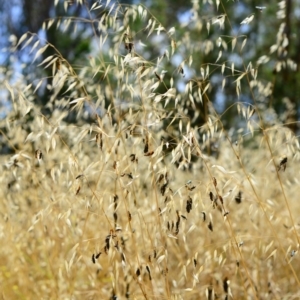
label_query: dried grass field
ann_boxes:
[1,1,300,299]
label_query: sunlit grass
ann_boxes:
[1,0,300,299]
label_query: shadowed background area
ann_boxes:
[1,0,300,131]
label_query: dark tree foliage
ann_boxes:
[2,0,300,131]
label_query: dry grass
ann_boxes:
[1,0,300,299]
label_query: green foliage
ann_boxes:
[1,0,300,299]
